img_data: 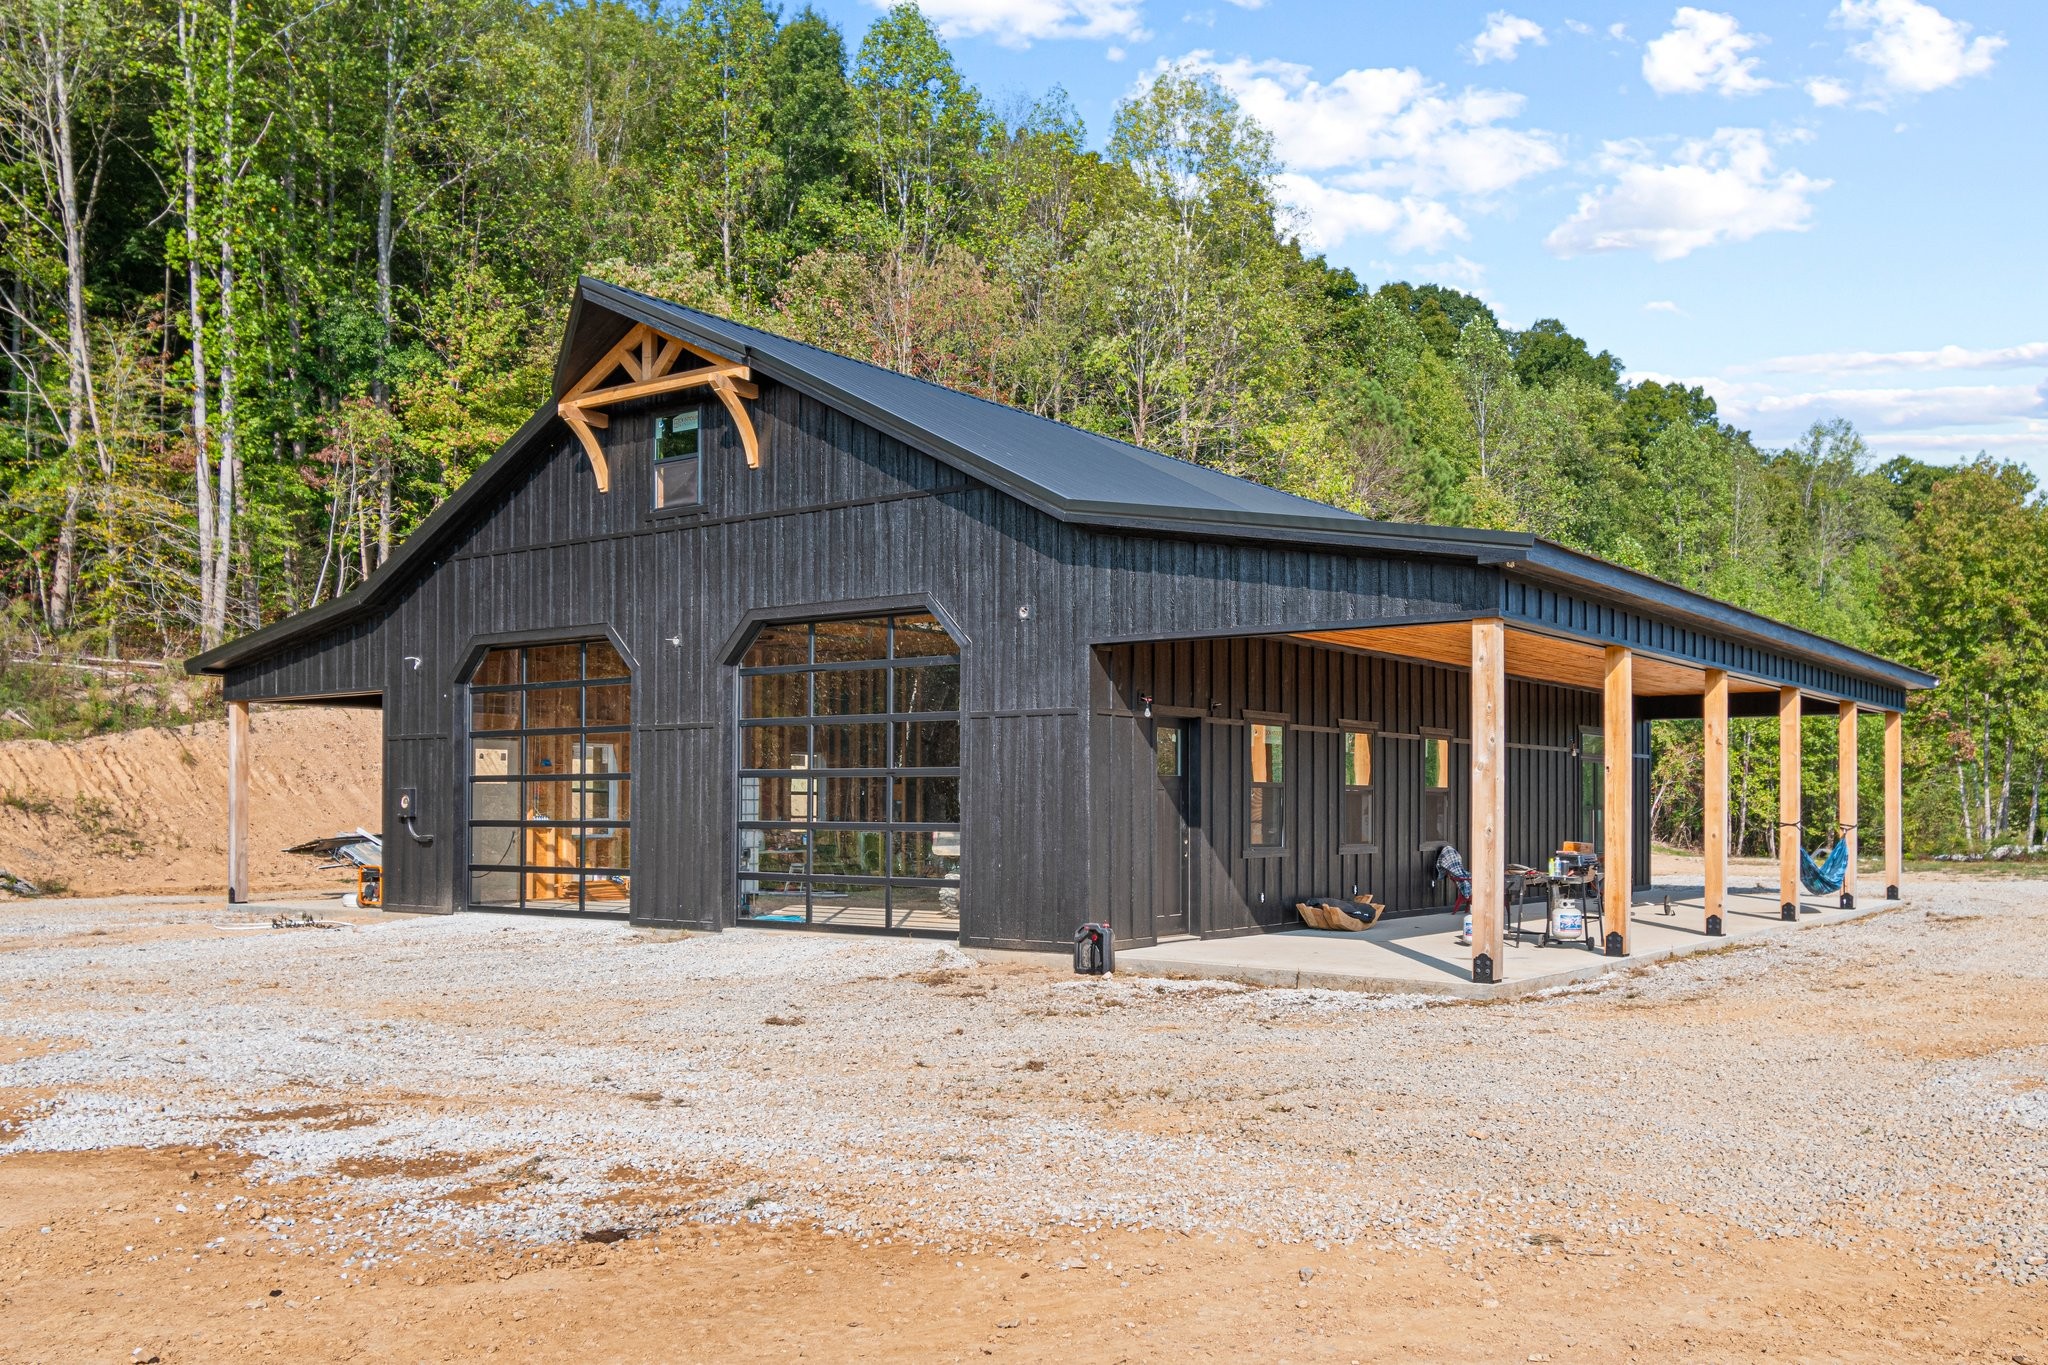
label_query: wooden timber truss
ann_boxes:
[557,322,763,491]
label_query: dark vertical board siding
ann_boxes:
[225,379,1704,945]
[1088,637,1609,944]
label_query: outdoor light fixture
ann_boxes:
[1141,694,1153,718]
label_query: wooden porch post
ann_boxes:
[1838,700,1859,909]
[1470,618,1506,984]
[1602,646,1633,956]
[1884,709,1904,900]
[227,699,250,905]
[1779,686,1802,920]
[1702,669,1728,936]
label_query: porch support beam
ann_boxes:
[1469,617,1506,984]
[1703,668,1728,936]
[227,699,250,905]
[1884,709,1904,900]
[1602,646,1633,956]
[1838,700,1859,909]
[1779,686,1802,920]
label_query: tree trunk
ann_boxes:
[47,488,81,633]
[178,0,217,645]
[2030,755,2042,848]
[1734,723,1753,857]
[205,0,243,644]
[374,11,396,408]
[1996,723,2014,839]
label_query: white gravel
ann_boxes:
[3,876,2045,1285]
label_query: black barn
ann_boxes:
[188,278,1931,971]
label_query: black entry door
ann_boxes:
[1153,719,1195,938]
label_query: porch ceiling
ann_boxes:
[1290,622,1779,699]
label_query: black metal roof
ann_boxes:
[188,277,1935,693]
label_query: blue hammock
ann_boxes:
[1799,839,1850,895]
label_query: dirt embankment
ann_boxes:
[0,706,380,898]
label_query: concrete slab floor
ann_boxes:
[1116,880,1906,999]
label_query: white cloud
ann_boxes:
[1738,341,2048,376]
[1469,12,1546,65]
[1544,128,1827,261]
[1733,381,2047,430]
[1624,357,2048,469]
[898,0,1146,47]
[1178,54,1563,193]
[1222,0,1265,7]
[1644,299,1686,315]
[1279,175,1469,253]
[1804,76,1852,106]
[1161,53,1564,253]
[1563,19,1593,37]
[1642,8,1772,96]
[1835,0,2002,95]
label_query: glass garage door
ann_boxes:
[736,612,961,935]
[466,639,632,915]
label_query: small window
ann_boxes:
[652,408,702,509]
[1422,733,1452,846]
[1249,721,1285,848]
[1156,725,1182,777]
[1341,728,1375,849]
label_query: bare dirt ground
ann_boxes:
[2,876,2046,1362]
[0,706,379,898]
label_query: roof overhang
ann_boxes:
[187,277,1938,702]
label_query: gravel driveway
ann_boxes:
[2,874,2044,1288]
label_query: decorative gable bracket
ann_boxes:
[557,322,764,490]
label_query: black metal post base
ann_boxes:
[1604,931,1626,958]
[1886,883,1899,901]
[1705,914,1723,936]
[1472,952,1495,985]
[1839,892,1854,909]
[1781,903,1798,921]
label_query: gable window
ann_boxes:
[651,407,702,509]
[1249,720,1285,849]
[1340,724,1376,850]
[1421,731,1452,845]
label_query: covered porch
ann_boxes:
[1118,867,1907,998]
[1293,617,1907,986]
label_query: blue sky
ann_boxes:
[804,1,2047,475]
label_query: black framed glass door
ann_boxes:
[465,639,632,915]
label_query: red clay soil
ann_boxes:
[0,706,378,898]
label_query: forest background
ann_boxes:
[3,0,2042,859]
